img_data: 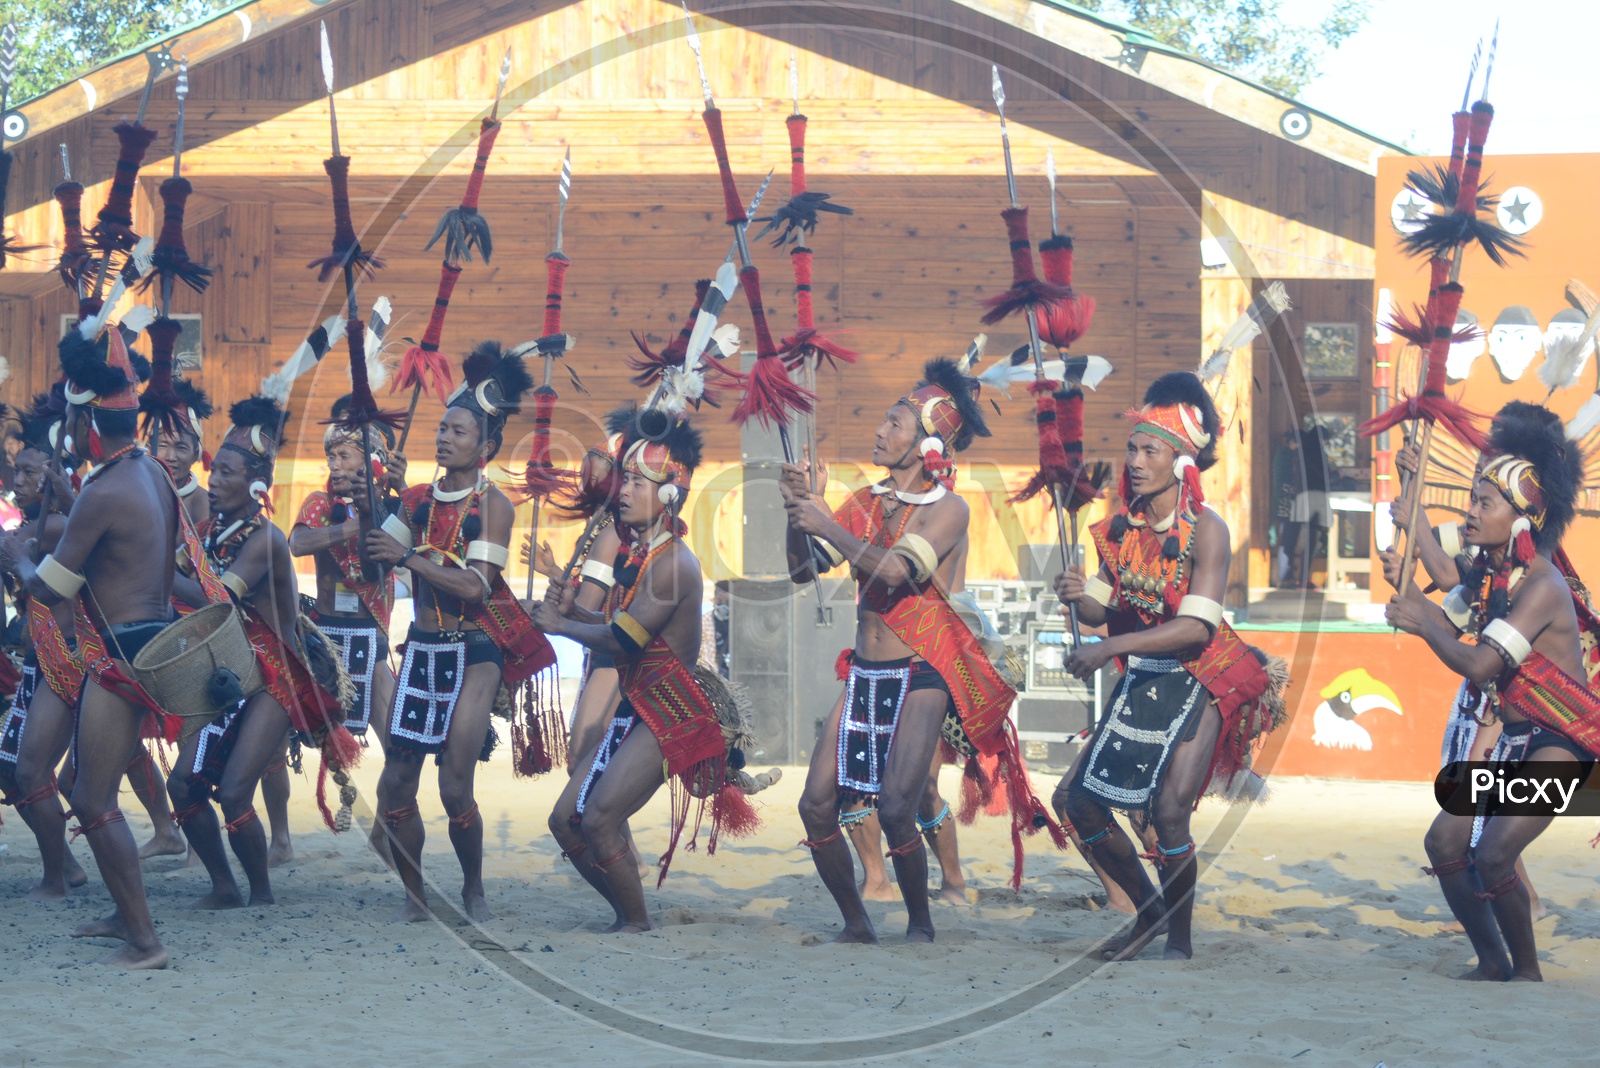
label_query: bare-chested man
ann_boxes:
[538,410,734,933]
[785,358,1051,944]
[365,342,556,923]
[292,395,406,858]
[166,396,347,910]
[1053,372,1279,962]
[1385,401,1597,982]
[0,327,178,968]
[525,404,647,875]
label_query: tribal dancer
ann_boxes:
[154,378,212,528]
[0,326,177,969]
[526,405,648,874]
[0,394,92,897]
[166,395,351,910]
[785,358,1057,944]
[1386,402,1596,982]
[539,409,755,932]
[1386,436,1544,925]
[292,394,406,858]
[1053,372,1283,961]
[365,342,556,923]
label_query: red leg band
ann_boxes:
[16,777,61,809]
[223,807,259,835]
[561,842,589,861]
[799,828,843,851]
[263,760,287,776]
[885,836,926,859]
[172,801,208,827]
[1422,856,1474,877]
[447,800,480,830]
[596,845,632,869]
[384,803,421,827]
[70,807,126,840]
[1475,871,1522,902]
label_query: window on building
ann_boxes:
[59,311,202,369]
[1302,322,1358,378]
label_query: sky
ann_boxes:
[1283,0,1600,154]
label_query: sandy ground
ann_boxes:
[2,752,1597,1067]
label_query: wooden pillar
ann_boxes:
[1200,277,1255,610]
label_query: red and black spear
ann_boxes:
[392,48,515,453]
[512,149,579,778]
[138,59,212,441]
[314,22,400,583]
[770,53,857,500]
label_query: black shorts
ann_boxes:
[96,618,172,663]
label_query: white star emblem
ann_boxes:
[1496,186,1542,235]
[1391,189,1430,234]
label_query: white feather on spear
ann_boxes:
[263,314,348,404]
[979,345,1113,397]
[1198,281,1291,383]
[1561,304,1600,439]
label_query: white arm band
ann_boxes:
[465,540,509,569]
[808,538,845,573]
[1176,595,1225,627]
[1083,575,1114,607]
[1441,585,1472,631]
[35,554,86,599]
[1481,618,1532,668]
[579,558,615,589]
[1436,522,1463,559]
[891,533,938,584]
[220,570,251,600]
[381,512,414,549]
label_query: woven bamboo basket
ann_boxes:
[131,602,264,744]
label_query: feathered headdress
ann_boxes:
[1485,401,1582,558]
[446,339,534,455]
[557,402,638,521]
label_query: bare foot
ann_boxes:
[1456,964,1510,982]
[248,888,276,907]
[391,897,430,923]
[905,924,935,944]
[462,892,494,923]
[268,839,294,868]
[859,878,896,902]
[1510,972,1543,982]
[100,941,168,970]
[1530,900,1549,923]
[1100,916,1169,960]
[936,884,970,906]
[828,925,880,945]
[138,832,188,860]
[184,847,202,868]
[71,913,127,940]
[27,880,70,902]
[601,915,630,933]
[1163,944,1193,961]
[613,921,655,934]
[187,888,247,911]
[65,857,89,888]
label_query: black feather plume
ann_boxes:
[425,206,493,265]
[1400,211,1526,267]
[752,191,854,247]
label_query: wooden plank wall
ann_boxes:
[147,172,1187,479]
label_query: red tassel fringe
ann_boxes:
[392,261,462,402]
[1010,381,1074,503]
[732,266,816,429]
[53,181,91,288]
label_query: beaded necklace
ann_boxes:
[203,509,266,577]
[1110,503,1197,619]
[604,532,675,621]
[420,479,483,632]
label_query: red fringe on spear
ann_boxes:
[511,147,579,780]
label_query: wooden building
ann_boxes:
[0,0,1397,602]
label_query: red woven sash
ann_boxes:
[27,597,85,703]
[1500,650,1600,757]
[615,635,724,778]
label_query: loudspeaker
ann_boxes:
[1018,543,1061,583]
[728,575,856,765]
[741,461,791,578]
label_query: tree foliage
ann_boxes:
[1074,0,1371,96]
[0,1,231,105]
